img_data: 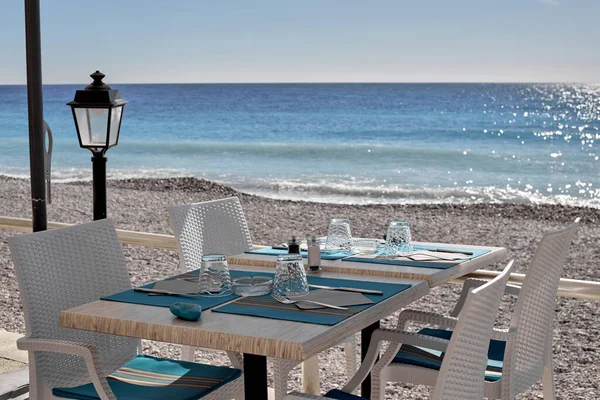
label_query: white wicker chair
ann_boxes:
[168,197,358,399]
[168,197,254,274]
[370,218,580,400]
[8,219,244,400]
[285,260,515,400]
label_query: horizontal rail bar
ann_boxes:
[0,215,178,250]
[1,216,598,301]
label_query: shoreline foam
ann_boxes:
[3,172,600,209]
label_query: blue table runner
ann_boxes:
[212,275,411,326]
[101,270,272,310]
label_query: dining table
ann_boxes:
[58,241,507,400]
[228,240,507,396]
[231,240,508,289]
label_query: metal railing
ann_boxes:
[2,216,598,301]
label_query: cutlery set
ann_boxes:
[376,248,471,261]
[271,292,349,310]
[308,284,382,295]
[136,282,383,310]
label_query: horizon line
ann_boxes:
[0,80,597,86]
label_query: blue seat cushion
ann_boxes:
[324,389,367,400]
[393,328,505,382]
[52,354,241,400]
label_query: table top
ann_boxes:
[230,241,507,288]
[59,266,429,361]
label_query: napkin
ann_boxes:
[153,279,199,294]
[288,289,374,310]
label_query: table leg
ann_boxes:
[302,356,321,394]
[243,353,268,400]
[361,320,381,399]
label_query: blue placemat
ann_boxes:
[247,247,356,260]
[101,270,272,310]
[212,275,411,326]
[343,246,490,269]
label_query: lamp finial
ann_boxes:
[85,71,111,90]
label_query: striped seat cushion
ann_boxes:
[393,328,505,382]
[52,354,241,400]
[324,389,367,400]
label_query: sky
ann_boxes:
[0,0,598,84]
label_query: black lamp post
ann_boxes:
[67,71,127,220]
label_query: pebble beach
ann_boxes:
[0,175,598,399]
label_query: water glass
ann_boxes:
[384,221,413,256]
[273,254,309,297]
[325,218,353,250]
[198,254,233,297]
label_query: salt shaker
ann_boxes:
[307,236,321,271]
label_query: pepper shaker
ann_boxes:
[307,236,321,271]
[287,236,300,254]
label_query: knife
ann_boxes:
[309,284,383,295]
[134,287,200,297]
[430,248,473,256]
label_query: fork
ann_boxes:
[381,248,464,261]
[271,293,349,310]
[405,252,465,261]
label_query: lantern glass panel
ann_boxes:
[108,106,123,147]
[74,107,109,147]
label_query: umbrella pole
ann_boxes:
[24,0,47,232]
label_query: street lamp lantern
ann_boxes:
[67,71,127,220]
[67,71,127,152]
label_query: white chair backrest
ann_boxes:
[8,219,139,389]
[168,197,253,272]
[506,218,579,397]
[432,260,515,400]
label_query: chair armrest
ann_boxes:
[450,279,521,317]
[372,329,450,352]
[342,328,450,393]
[17,337,117,400]
[18,337,96,355]
[397,309,459,331]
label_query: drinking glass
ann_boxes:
[198,254,233,297]
[325,218,353,250]
[272,254,309,297]
[384,221,413,256]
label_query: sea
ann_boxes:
[0,83,598,207]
